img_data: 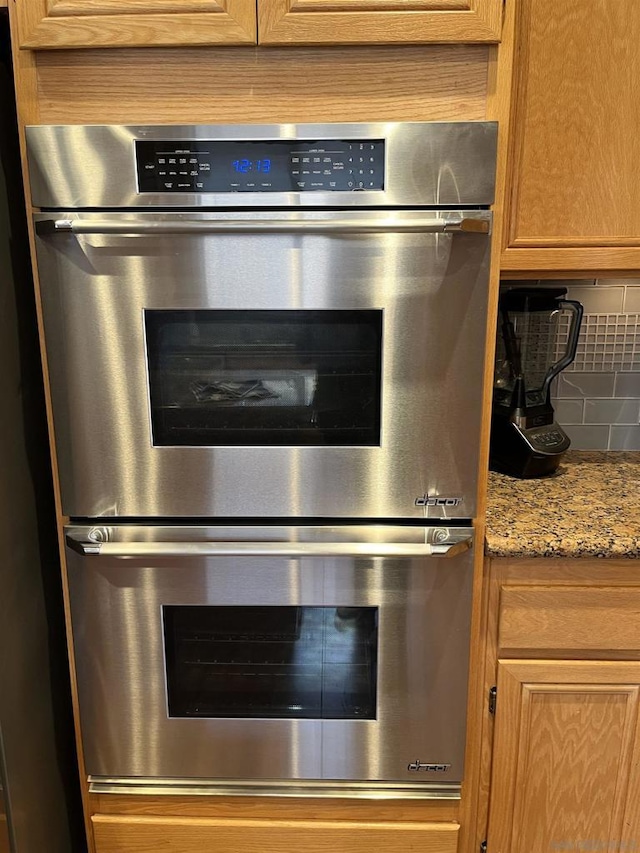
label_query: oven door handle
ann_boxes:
[65,537,473,559]
[39,217,490,236]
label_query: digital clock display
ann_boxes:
[232,158,272,174]
[136,139,385,193]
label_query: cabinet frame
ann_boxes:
[16,0,257,49]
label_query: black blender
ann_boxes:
[490,287,583,478]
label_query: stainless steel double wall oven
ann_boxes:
[27,122,497,796]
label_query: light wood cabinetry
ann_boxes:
[483,559,640,853]
[88,798,460,853]
[14,0,503,49]
[499,586,640,656]
[499,0,640,274]
[487,660,640,853]
[92,815,459,853]
[258,0,503,45]
[15,0,257,49]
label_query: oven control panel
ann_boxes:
[136,139,385,193]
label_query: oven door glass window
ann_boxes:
[145,310,382,446]
[163,606,378,720]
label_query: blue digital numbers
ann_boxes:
[232,158,272,174]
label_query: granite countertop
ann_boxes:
[486,451,640,558]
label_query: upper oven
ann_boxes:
[27,122,497,520]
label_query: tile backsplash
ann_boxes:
[502,279,640,451]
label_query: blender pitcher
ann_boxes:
[490,287,583,478]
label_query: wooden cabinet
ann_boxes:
[258,0,503,45]
[487,660,640,853]
[482,559,640,853]
[92,815,459,853]
[15,0,257,49]
[500,0,640,274]
[14,0,503,49]
[87,795,461,853]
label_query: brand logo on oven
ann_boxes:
[414,495,463,507]
[408,761,452,772]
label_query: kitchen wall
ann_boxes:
[507,280,640,450]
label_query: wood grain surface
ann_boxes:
[16,0,256,49]
[492,556,640,587]
[89,795,458,822]
[499,586,640,656]
[506,0,640,249]
[92,816,460,853]
[46,0,227,15]
[473,0,513,526]
[487,660,640,853]
[456,548,494,853]
[500,246,640,276]
[258,0,502,44]
[34,44,489,124]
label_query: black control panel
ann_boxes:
[136,139,385,193]
[525,424,570,453]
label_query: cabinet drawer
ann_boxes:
[499,586,640,655]
[93,815,459,853]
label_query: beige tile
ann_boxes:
[623,287,640,312]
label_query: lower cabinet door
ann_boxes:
[487,660,640,853]
[92,816,459,853]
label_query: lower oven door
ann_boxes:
[65,524,474,791]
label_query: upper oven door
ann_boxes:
[34,209,491,519]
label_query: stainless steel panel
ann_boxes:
[41,215,490,235]
[65,526,473,557]
[66,524,474,785]
[26,122,497,209]
[88,777,461,799]
[34,208,490,519]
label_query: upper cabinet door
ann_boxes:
[17,0,257,49]
[502,0,640,273]
[258,0,503,45]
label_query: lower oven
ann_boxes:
[66,523,473,794]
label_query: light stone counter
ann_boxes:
[486,452,640,558]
